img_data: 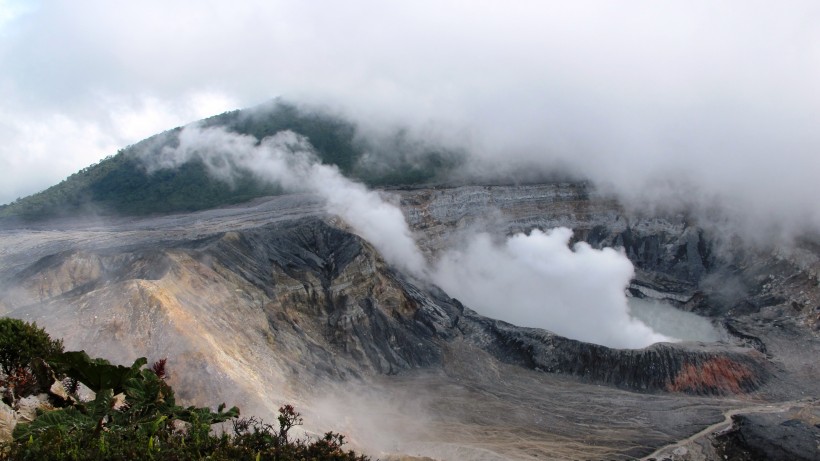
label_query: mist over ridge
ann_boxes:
[2,95,818,251]
[145,123,671,348]
[0,101,463,221]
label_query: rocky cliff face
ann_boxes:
[401,183,819,334]
[460,315,768,395]
[714,406,820,461]
[0,184,817,460]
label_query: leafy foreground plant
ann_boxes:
[1,348,368,460]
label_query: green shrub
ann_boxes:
[0,319,63,416]
[0,318,64,376]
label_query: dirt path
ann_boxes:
[640,398,816,460]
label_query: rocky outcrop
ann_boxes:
[195,219,449,375]
[400,184,820,356]
[0,394,55,443]
[452,307,769,395]
[714,409,820,461]
[400,185,714,315]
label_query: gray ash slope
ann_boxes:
[0,184,818,460]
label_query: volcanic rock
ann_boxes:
[0,184,817,460]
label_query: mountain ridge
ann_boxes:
[0,100,461,220]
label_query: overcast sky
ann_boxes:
[1,1,819,239]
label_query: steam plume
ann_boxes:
[149,125,675,349]
[432,228,670,349]
[152,125,427,276]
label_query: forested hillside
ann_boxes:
[0,101,460,220]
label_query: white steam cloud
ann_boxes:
[432,229,670,349]
[150,126,671,348]
[153,126,427,277]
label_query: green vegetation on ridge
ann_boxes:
[0,100,461,221]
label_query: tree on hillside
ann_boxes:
[0,318,63,375]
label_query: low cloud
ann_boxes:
[0,92,238,205]
[0,111,118,204]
